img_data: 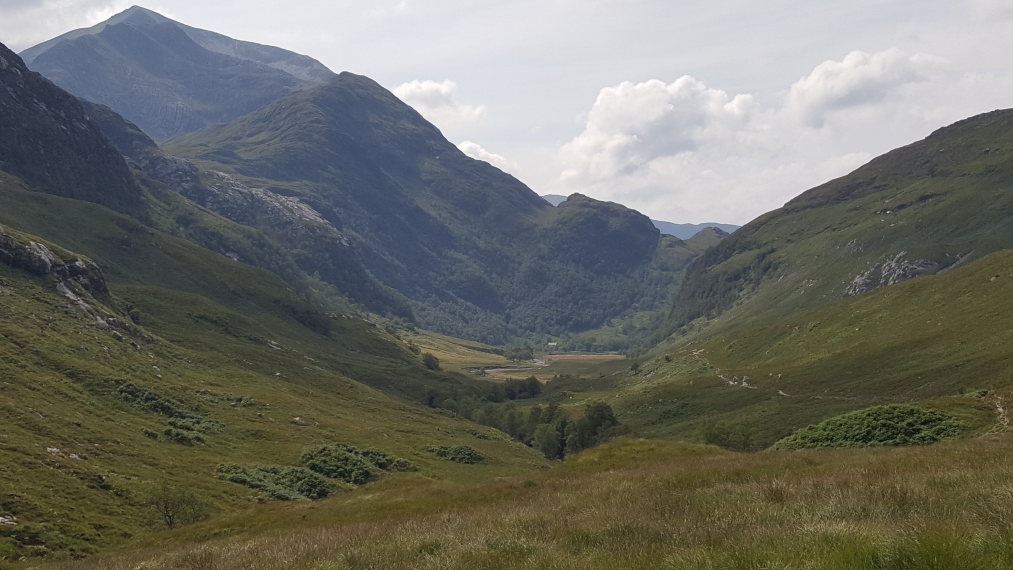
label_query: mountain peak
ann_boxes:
[20,7,335,140]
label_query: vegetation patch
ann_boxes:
[216,464,333,501]
[772,404,962,449]
[116,382,223,433]
[428,445,485,464]
[301,443,415,485]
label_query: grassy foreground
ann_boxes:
[23,435,1013,570]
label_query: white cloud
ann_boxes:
[787,49,944,127]
[457,140,517,173]
[393,79,486,130]
[0,0,132,52]
[551,48,977,224]
[559,76,754,184]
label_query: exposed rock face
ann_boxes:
[0,232,108,294]
[845,252,940,296]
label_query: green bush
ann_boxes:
[772,404,962,450]
[301,446,376,485]
[216,464,332,501]
[428,445,484,464]
[301,443,416,485]
[162,428,204,446]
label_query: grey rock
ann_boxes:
[845,252,940,296]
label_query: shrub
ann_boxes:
[772,404,962,450]
[422,352,441,370]
[301,444,417,485]
[428,445,484,464]
[162,428,204,446]
[301,446,376,485]
[216,464,332,501]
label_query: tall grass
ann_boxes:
[28,435,1013,570]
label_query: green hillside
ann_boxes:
[607,247,1013,448]
[0,182,547,561]
[668,109,1013,339]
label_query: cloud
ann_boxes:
[393,79,486,130]
[0,0,132,51]
[787,49,944,127]
[559,76,754,184]
[551,48,973,224]
[457,140,517,173]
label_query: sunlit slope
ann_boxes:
[616,247,1013,446]
[0,183,546,561]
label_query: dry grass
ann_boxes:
[27,434,1013,570]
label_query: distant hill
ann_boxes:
[164,71,700,342]
[20,6,335,140]
[668,108,1013,336]
[542,194,739,239]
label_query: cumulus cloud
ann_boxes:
[787,49,944,127]
[551,48,973,224]
[457,140,517,173]
[560,77,754,183]
[393,79,486,129]
[0,0,132,51]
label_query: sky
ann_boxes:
[3,1,1013,225]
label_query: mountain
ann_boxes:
[0,41,549,560]
[650,220,738,240]
[542,194,740,239]
[667,109,1013,336]
[20,6,335,140]
[18,8,705,343]
[163,72,696,342]
[0,42,143,215]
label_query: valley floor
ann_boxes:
[25,434,1013,570]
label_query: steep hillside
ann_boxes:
[0,42,142,215]
[165,74,694,342]
[669,109,1013,337]
[20,6,334,140]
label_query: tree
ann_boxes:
[148,481,207,529]
[421,352,441,370]
[533,423,563,459]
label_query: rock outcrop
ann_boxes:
[0,231,108,295]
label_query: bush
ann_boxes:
[216,464,332,501]
[301,444,416,485]
[772,404,962,450]
[162,428,204,446]
[428,445,484,464]
[301,446,376,485]
[422,352,441,370]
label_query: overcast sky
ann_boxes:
[4,1,1013,224]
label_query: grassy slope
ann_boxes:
[611,248,1013,446]
[0,180,546,561]
[23,435,1013,570]
[670,109,1013,339]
